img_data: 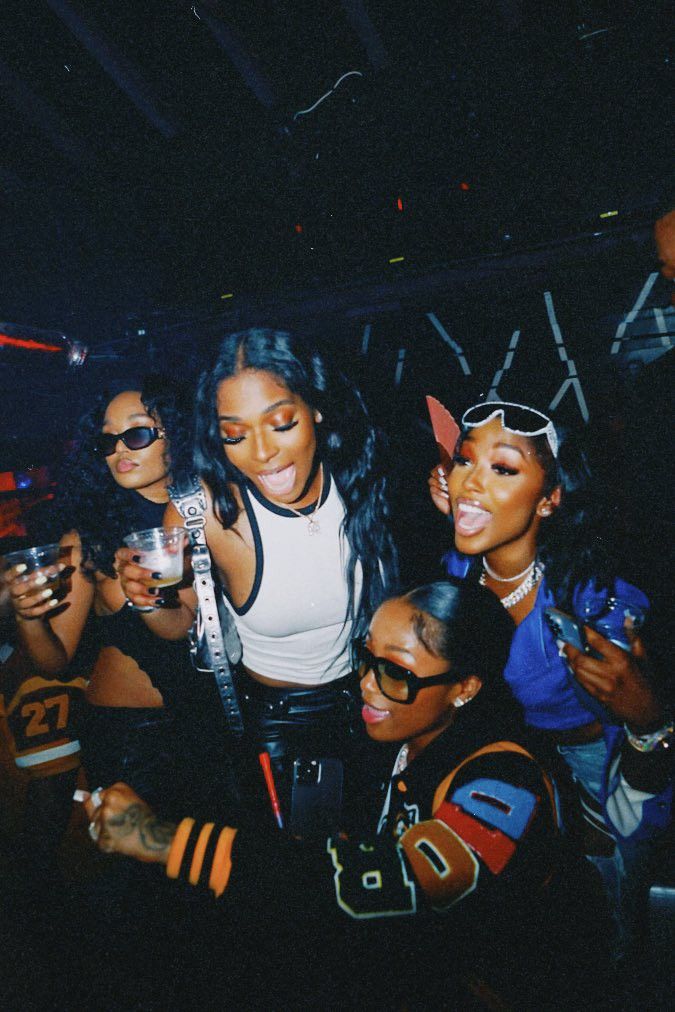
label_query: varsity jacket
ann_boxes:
[162,721,610,1005]
[166,722,559,916]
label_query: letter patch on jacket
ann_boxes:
[434,778,539,875]
[327,838,416,919]
[399,819,478,909]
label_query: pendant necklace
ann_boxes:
[281,464,324,535]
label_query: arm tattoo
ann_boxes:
[108,803,176,853]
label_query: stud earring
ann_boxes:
[453,696,466,708]
[315,411,323,423]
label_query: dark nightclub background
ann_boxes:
[0,1,672,585]
[0,6,673,1007]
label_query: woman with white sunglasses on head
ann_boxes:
[428,399,671,958]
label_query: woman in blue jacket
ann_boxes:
[428,400,671,956]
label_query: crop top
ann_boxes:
[220,472,362,685]
[93,493,192,706]
[444,550,649,731]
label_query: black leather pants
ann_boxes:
[236,670,362,829]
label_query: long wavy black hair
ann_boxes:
[193,327,399,636]
[404,579,522,741]
[451,407,616,612]
[56,375,193,577]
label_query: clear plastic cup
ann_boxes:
[123,527,185,589]
[2,542,65,593]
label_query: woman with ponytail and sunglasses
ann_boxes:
[428,399,672,958]
[0,377,211,817]
[83,579,612,1009]
[117,328,399,821]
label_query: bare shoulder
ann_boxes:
[164,499,185,526]
[59,529,88,577]
[203,481,253,574]
[59,528,82,553]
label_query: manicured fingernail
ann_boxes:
[131,554,141,563]
[40,588,53,599]
[34,573,48,586]
[48,599,59,608]
[15,564,27,574]
[151,572,162,580]
[73,789,88,803]
[438,466,445,477]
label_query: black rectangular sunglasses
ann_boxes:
[95,426,164,456]
[352,639,457,704]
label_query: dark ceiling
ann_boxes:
[0,0,672,335]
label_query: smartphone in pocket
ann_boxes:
[290,757,343,837]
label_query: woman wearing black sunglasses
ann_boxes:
[428,399,671,959]
[0,377,226,819]
[82,579,613,1008]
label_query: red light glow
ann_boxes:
[294,223,303,234]
[396,197,404,211]
[459,182,470,191]
[0,333,62,353]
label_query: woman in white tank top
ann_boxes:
[118,328,399,826]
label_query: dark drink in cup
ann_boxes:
[2,543,65,596]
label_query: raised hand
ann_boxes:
[428,463,452,516]
[114,546,162,609]
[0,561,68,622]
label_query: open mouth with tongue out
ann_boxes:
[258,463,297,499]
[453,500,492,536]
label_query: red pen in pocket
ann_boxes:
[258,751,284,829]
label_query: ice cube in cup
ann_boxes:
[123,527,185,588]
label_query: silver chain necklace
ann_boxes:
[480,560,544,609]
[276,465,324,535]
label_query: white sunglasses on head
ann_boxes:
[461,401,559,458]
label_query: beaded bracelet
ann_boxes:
[624,717,674,753]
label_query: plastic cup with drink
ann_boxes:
[2,542,66,601]
[123,527,185,610]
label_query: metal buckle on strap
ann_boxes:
[169,474,244,737]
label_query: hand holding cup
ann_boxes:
[1,543,69,621]
[116,527,185,610]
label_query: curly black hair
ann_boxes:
[55,375,193,577]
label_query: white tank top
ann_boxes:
[221,472,363,685]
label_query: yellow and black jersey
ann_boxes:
[0,646,86,779]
